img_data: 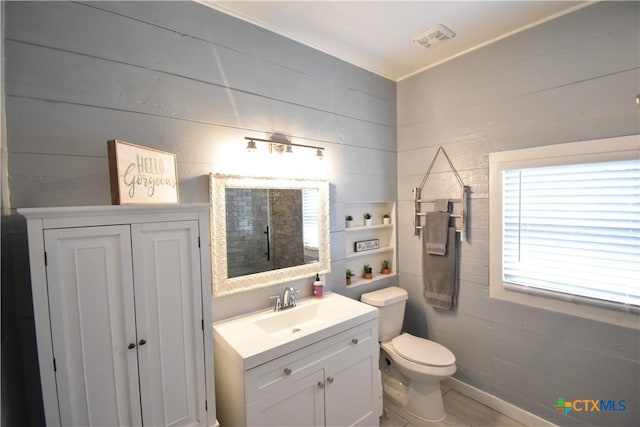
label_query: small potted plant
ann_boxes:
[383,214,391,225]
[381,260,391,275]
[345,215,354,228]
[346,268,355,285]
[364,213,372,226]
[363,264,373,280]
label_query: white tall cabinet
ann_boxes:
[20,205,216,427]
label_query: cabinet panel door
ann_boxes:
[132,221,207,427]
[44,226,141,426]
[246,370,325,427]
[325,346,380,427]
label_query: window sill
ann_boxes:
[490,281,639,329]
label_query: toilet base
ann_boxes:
[383,391,446,424]
[380,351,448,422]
[381,366,446,423]
[407,379,446,421]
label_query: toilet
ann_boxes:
[361,287,456,423]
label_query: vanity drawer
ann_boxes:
[245,319,377,403]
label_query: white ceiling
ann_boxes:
[200,1,592,81]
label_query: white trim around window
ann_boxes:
[489,135,640,329]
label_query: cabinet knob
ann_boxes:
[139,339,146,346]
[327,376,334,384]
[284,368,292,376]
[128,343,136,350]
[317,381,325,389]
[351,338,359,345]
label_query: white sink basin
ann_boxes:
[213,292,378,369]
[255,301,345,339]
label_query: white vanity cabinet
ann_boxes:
[214,303,381,427]
[20,205,216,427]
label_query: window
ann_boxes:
[302,188,319,249]
[489,135,640,328]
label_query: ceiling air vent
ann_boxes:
[413,24,456,48]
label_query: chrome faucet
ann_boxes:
[271,287,298,311]
[282,287,297,310]
[270,287,299,311]
[269,294,282,311]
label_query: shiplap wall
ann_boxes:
[5,1,396,207]
[2,1,397,425]
[4,1,639,426]
[4,0,399,310]
[397,2,639,426]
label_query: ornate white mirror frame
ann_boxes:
[210,173,331,297]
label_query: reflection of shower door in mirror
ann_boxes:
[269,189,304,270]
[225,189,307,278]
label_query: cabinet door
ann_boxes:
[325,346,380,427]
[246,370,325,427]
[132,221,207,427]
[44,226,142,426]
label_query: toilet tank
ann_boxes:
[360,287,408,342]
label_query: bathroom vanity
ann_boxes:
[213,292,382,426]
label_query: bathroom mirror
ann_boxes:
[210,173,330,296]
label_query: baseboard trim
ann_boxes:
[443,378,556,427]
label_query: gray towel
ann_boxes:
[423,227,457,310]
[434,198,450,213]
[424,211,450,255]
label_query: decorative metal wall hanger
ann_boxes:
[413,146,469,241]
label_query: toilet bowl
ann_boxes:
[381,333,456,422]
[361,287,457,423]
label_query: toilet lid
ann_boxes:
[391,333,455,367]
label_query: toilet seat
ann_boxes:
[381,340,457,380]
[391,333,455,367]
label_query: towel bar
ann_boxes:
[416,198,463,203]
[416,213,462,218]
[415,226,462,233]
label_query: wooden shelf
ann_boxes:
[345,246,393,259]
[347,272,397,288]
[345,223,393,232]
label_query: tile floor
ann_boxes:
[380,388,527,427]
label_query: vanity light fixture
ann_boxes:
[246,139,257,152]
[244,137,325,159]
[271,143,293,155]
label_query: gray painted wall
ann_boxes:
[1,1,397,425]
[397,2,639,426]
[2,1,639,426]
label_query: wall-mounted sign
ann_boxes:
[354,239,380,252]
[107,140,179,205]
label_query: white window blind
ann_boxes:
[302,189,319,249]
[502,159,640,309]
